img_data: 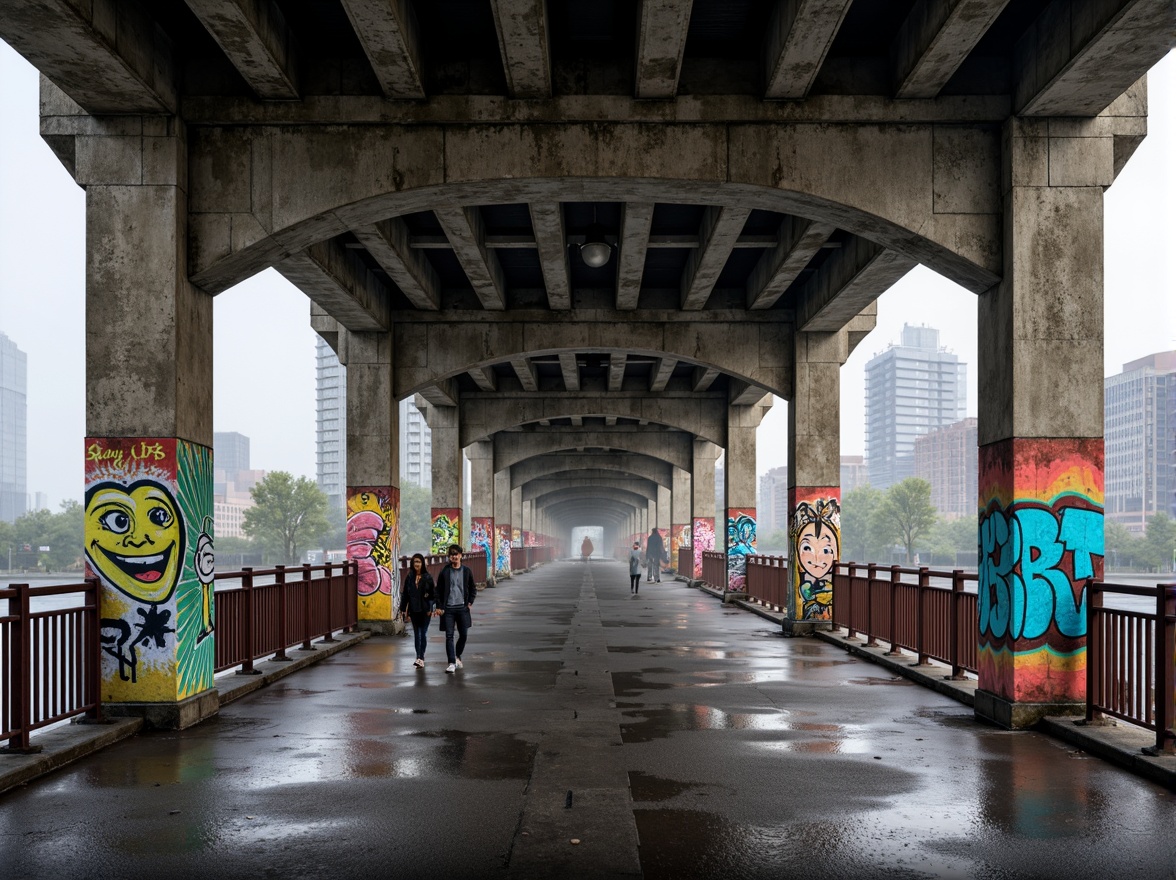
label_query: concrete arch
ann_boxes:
[510,454,672,490]
[535,486,652,511]
[495,429,693,473]
[541,498,642,524]
[190,123,1000,296]
[524,477,658,505]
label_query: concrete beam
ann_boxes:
[729,380,771,406]
[184,0,299,100]
[681,207,751,310]
[529,485,654,510]
[310,306,342,357]
[434,207,507,310]
[276,239,391,332]
[608,354,628,392]
[352,218,440,310]
[0,1,176,114]
[510,356,538,391]
[469,366,498,392]
[764,0,854,100]
[616,203,655,310]
[795,236,916,332]
[417,378,458,408]
[495,427,694,472]
[339,0,426,99]
[605,417,618,426]
[746,216,835,310]
[892,0,1011,99]
[650,357,676,392]
[511,453,674,489]
[559,353,581,391]
[1015,0,1175,117]
[635,0,694,99]
[570,415,583,427]
[525,478,659,505]
[490,0,552,98]
[529,202,571,310]
[692,366,720,392]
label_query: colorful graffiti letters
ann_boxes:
[495,525,512,576]
[725,509,756,591]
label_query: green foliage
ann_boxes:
[1103,519,1141,571]
[242,471,333,564]
[841,486,888,563]
[1142,513,1176,573]
[756,528,789,553]
[871,478,937,563]
[0,501,85,571]
[398,484,433,557]
[919,516,977,559]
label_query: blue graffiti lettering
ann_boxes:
[1059,507,1104,581]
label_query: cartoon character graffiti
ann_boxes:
[87,479,185,683]
[791,498,840,620]
[193,515,215,644]
[347,487,398,620]
[726,510,756,591]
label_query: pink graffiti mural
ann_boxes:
[347,486,398,620]
[692,517,715,580]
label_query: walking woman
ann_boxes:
[400,553,436,668]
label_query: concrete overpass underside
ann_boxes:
[3,0,1171,732]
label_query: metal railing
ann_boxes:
[1,580,102,751]
[676,547,693,579]
[701,551,726,591]
[213,562,359,674]
[1087,580,1176,752]
[397,553,489,591]
[746,555,789,610]
[510,546,554,571]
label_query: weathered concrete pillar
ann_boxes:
[342,332,401,632]
[511,486,523,547]
[493,469,512,580]
[691,440,719,580]
[81,118,217,729]
[975,118,1109,729]
[656,485,672,531]
[670,466,692,573]
[724,407,760,592]
[467,441,494,584]
[427,405,462,553]
[785,332,843,634]
[522,499,532,545]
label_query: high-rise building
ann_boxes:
[1105,350,1176,534]
[864,324,966,491]
[212,431,264,539]
[757,466,789,534]
[314,336,431,518]
[840,455,868,492]
[0,333,28,523]
[914,418,978,520]
[214,432,250,473]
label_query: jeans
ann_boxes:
[630,574,640,592]
[408,612,431,659]
[441,606,471,663]
[646,560,660,582]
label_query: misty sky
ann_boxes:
[0,41,1172,508]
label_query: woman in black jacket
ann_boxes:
[399,553,436,668]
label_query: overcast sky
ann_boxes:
[0,41,1172,508]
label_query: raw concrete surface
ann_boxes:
[3,560,1176,879]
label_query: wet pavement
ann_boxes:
[3,560,1176,879]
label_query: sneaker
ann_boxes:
[445,663,456,674]
[413,658,423,668]
[455,658,463,669]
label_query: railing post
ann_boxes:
[1084,578,1101,723]
[946,570,966,680]
[865,563,878,647]
[320,563,339,643]
[272,565,291,661]
[846,564,858,641]
[1152,583,1176,754]
[237,568,262,675]
[916,566,930,666]
[5,583,32,751]
[342,560,357,633]
[84,577,103,720]
[301,563,316,651]
[885,565,902,656]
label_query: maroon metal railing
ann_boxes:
[509,546,554,572]
[676,547,692,578]
[212,562,358,674]
[396,553,489,593]
[1086,580,1176,752]
[746,555,789,611]
[701,551,726,591]
[830,562,978,677]
[1,580,102,752]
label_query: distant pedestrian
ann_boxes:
[399,553,436,668]
[645,528,665,583]
[628,541,643,594]
[581,535,594,563]
[435,544,476,673]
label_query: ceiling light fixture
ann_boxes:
[577,205,613,268]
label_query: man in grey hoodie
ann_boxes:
[628,541,643,594]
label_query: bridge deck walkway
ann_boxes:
[2,560,1175,879]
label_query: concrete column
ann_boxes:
[81,118,217,728]
[785,332,843,633]
[522,499,533,545]
[691,439,719,580]
[467,441,494,584]
[724,407,759,592]
[670,466,692,573]
[646,499,656,541]
[975,119,1109,729]
[427,405,462,553]
[344,332,401,631]
[493,469,512,580]
[511,486,523,548]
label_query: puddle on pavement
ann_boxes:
[346,681,392,689]
[611,670,679,696]
[843,676,912,686]
[404,730,536,781]
[628,771,703,802]
[619,705,798,743]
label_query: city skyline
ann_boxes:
[1,41,1172,508]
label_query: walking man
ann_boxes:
[436,544,476,673]
[645,527,665,583]
[580,535,594,563]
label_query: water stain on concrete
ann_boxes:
[627,771,701,802]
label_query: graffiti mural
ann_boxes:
[494,524,512,577]
[431,508,460,554]
[726,509,756,591]
[692,517,715,580]
[471,517,493,571]
[978,439,1103,704]
[788,492,840,621]
[512,527,522,547]
[347,486,399,620]
[670,523,690,569]
[85,438,214,702]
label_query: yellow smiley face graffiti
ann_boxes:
[85,481,186,605]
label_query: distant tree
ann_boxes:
[399,484,432,557]
[243,472,333,564]
[1,501,85,571]
[1142,513,1176,573]
[919,516,977,563]
[1103,520,1141,572]
[756,528,789,554]
[872,478,938,564]
[841,486,887,563]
